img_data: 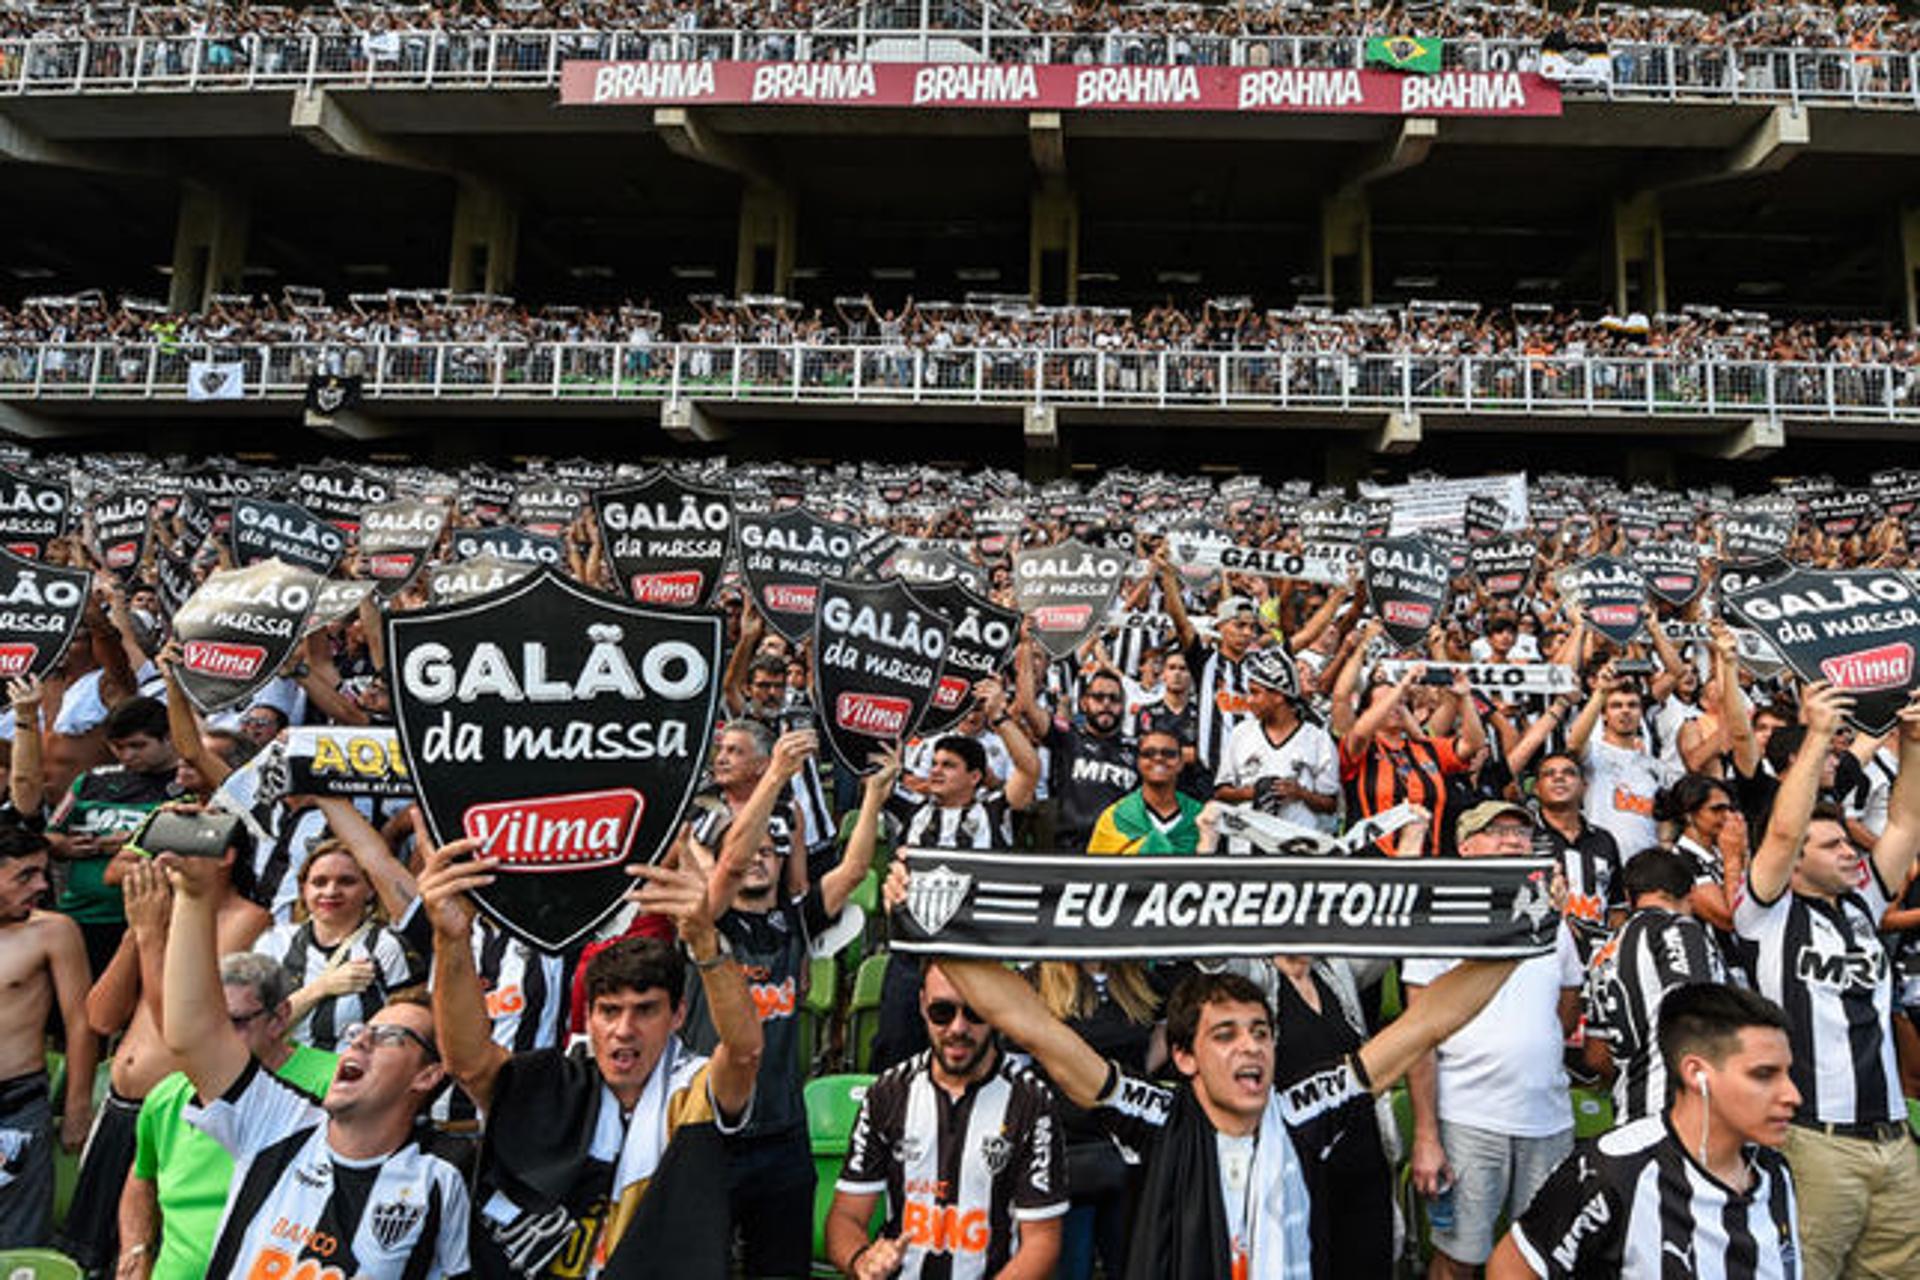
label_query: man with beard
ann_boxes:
[0,823,94,1248]
[682,736,897,1277]
[1035,669,1138,852]
[827,962,1066,1279]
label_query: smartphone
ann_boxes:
[128,809,243,859]
[1614,659,1655,676]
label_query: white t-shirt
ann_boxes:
[1217,1131,1256,1268]
[1213,717,1339,838]
[1580,735,1681,857]
[1402,924,1582,1137]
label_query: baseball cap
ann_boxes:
[1455,799,1535,842]
[1216,595,1257,622]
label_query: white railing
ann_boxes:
[0,29,1916,109]
[4,340,1914,420]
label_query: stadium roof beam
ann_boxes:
[653,107,772,184]
[1029,112,1066,179]
[1321,119,1438,307]
[1367,410,1421,454]
[1339,117,1439,191]
[304,407,411,442]
[1700,416,1785,461]
[290,87,443,173]
[662,398,732,443]
[1651,104,1809,191]
[0,110,158,176]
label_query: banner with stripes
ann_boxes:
[890,849,1559,960]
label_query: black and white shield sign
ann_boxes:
[360,499,449,598]
[0,467,71,560]
[427,555,537,606]
[295,466,391,531]
[0,548,89,680]
[172,559,320,713]
[1464,495,1509,543]
[368,1200,425,1252]
[1469,538,1537,599]
[1718,556,1794,603]
[811,578,951,777]
[91,487,153,579]
[591,472,734,609]
[304,579,377,634]
[451,526,565,567]
[387,569,723,950]
[1722,567,1920,736]
[1721,512,1792,562]
[1631,541,1704,608]
[156,541,197,616]
[1364,536,1451,652]
[230,498,346,577]
[512,482,585,538]
[1561,555,1648,646]
[889,544,987,596]
[1808,490,1875,539]
[913,582,1022,737]
[738,508,859,643]
[1013,538,1126,660]
[462,467,517,522]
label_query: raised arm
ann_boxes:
[1748,681,1848,904]
[156,645,229,790]
[311,797,417,922]
[415,812,511,1112]
[158,852,252,1102]
[821,746,902,918]
[980,676,1039,811]
[1564,664,1612,756]
[7,676,45,817]
[1153,550,1198,652]
[1869,691,1920,895]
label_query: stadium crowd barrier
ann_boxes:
[4,339,1915,418]
[0,28,1915,108]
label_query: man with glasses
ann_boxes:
[1404,801,1583,1280]
[233,705,288,750]
[157,849,468,1279]
[1037,669,1138,853]
[122,951,338,1280]
[826,962,1066,1280]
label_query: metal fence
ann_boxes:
[5,340,1915,420]
[0,28,1918,108]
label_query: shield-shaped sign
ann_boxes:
[1616,499,1659,546]
[1718,555,1794,603]
[1631,541,1704,608]
[1562,555,1648,646]
[590,472,734,609]
[1013,538,1127,661]
[1872,470,1920,520]
[811,578,951,777]
[180,464,254,535]
[451,526,565,567]
[427,554,537,606]
[156,541,197,615]
[889,544,987,596]
[230,498,346,577]
[1721,512,1792,562]
[387,569,723,949]
[512,482,585,538]
[359,499,449,598]
[1364,536,1451,652]
[913,582,1022,737]
[1469,538,1537,599]
[0,467,71,560]
[738,509,859,643]
[171,559,320,713]
[1808,490,1875,539]
[0,548,88,680]
[1464,495,1510,543]
[1722,567,1920,736]
[295,465,391,531]
[91,487,154,579]
[304,579,377,634]
[462,467,518,522]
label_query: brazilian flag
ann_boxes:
[1365,34,1443,74]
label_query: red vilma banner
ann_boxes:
[560,60,1563,116]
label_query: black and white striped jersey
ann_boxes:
[253,920,427,1052]
[252,805,333,922]
[1184,640,1254,774]
[1583,907,1727,1123]
[188,1059,471,1280]
[887,790,1018,851]
[836,1049,1067,1280]
[1509,1116,1799,1279]
[1734,867,1901,1126]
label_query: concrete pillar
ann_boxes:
[1320,187,1371,308]
[1610,191,1667,316]
[168,181,250,313]
[1900,206,1920,333]
[735,183,796,297]
[448,178,519,296]
[1029,179,1078,305]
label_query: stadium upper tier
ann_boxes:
[2,0,1919,109]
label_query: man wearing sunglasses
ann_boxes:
[827,962,1066,1280]
[1035,668,1138,853]
[158,850,469,1279]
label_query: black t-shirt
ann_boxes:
[1045,722,1138,850]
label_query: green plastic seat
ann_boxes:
[1907,1097,1919,1141]
[807,1074,881,1274]
[1571,1085,1614,1140]
[1378,964,1403,1022]
[797,953,837,1074]
[0,1248,85,1280]
[844,952,891,1075]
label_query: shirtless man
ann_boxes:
[0,822,96,1247]
[58,827,265,1273]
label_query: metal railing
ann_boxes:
[0,28,1917,109]
[4,340,1914,420]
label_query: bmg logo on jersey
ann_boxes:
[902,1199,989,1254]
[1794,943,1887,992]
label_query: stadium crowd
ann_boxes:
[0,0,1917,63]
[3,288,1917,369]
[0,450,1914,1280]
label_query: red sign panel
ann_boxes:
[560,60,1562,117]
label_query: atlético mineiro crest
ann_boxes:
[906,863,972,936]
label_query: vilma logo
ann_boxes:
[0,644,36,677]
[182,639,266,679]
[631,571,703,606]
[463,788,647,872]
[1821,642,1913,691]
[907,864,972,935]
